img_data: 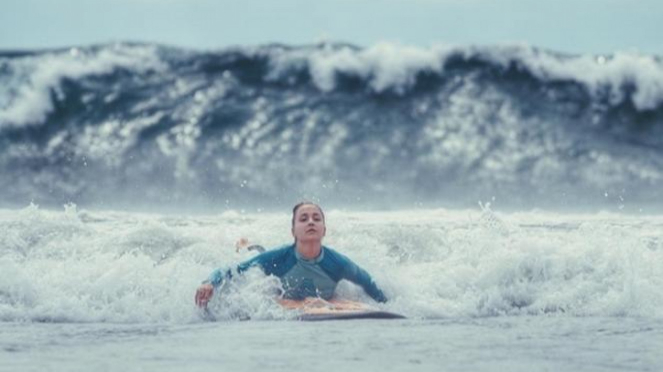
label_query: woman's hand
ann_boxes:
[195,283,214,307]
[235,237,250,252]
[235,238,266,253]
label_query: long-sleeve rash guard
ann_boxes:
[205,244,387,303]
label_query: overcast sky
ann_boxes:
[2,0,661,54]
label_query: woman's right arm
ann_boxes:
[193,248,279,308]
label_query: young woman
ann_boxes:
[195,202,387,307]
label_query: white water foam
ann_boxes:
[3,42,663,131]
[0,44,166,127]
[1,204,662,323]
[265,42,663,110]
[496,45,663,110]
[265,42,451,93]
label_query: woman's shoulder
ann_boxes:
[247,243,295,266]
[322,246,354,265]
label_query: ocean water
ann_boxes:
[1,42,663,210]
[2,317,662,372]
[2,41,663,370]
[1,205,662,371]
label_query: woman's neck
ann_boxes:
[296,240,322,259]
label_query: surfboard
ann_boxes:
[278,298,405,321]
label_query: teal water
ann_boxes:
[1,205,663,371]
[2,317,661,372]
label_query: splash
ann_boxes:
[2,204,661,323]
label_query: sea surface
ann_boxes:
[1,206,662,371]
[1,42,663,210]
[1,41,663,371]
[2,317,662,372]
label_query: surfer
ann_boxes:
[195,202,388,307]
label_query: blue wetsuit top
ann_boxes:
[205,244,387,303]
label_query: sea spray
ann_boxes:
[1,43,662,209]
[1,204,662,323]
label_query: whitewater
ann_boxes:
[1,41,663,371]
[1,204,662,371]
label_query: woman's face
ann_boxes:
[292,204,326,243]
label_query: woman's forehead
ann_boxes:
[296,204,322,215]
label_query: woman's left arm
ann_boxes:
[341,257,388,303]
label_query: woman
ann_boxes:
[195,202,387,307]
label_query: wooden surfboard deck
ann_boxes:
[278,298,406,321]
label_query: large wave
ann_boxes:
[1,42,662,210]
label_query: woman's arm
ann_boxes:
[332,251,388,303]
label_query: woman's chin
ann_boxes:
[298,235,322,243]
